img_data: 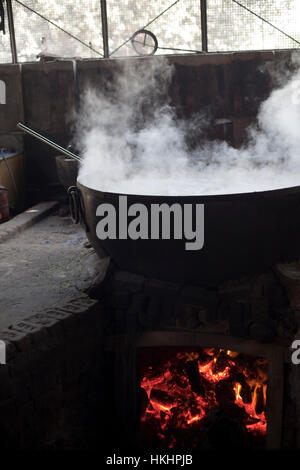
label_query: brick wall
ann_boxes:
[0,295,104,449]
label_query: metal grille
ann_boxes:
[208,0,300,51]
[12,0,103,62]
[107,0,202,57]
[0,1,299,64]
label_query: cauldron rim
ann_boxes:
[75,179,300,284]
[76,180,300,202]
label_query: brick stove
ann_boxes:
[1,259,299,450]
[97,264,300,451]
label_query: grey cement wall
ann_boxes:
[0,64,24,133]
[0,50,297,203]
[0,64,24,154]
[21,61,76,199]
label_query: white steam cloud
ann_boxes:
[76,56,300,196]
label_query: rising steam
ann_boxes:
[76,56,300,196]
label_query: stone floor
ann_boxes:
[0,210,109,330]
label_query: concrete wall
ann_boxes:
[0,64,24,155]
[0,64,24,133]
[0,50,297,203]
[21,61,76,200]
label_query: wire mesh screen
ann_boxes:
[207,0,300,52]
[12,0,103,62]
[107,0,202,57]
[0,1,300,63]
[0,12,12,63]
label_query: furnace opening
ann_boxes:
[139,347,268,449]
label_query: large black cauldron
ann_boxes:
[73,181,300,286]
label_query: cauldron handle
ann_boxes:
[68,186,82,224]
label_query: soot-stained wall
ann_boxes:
[0,50,296,203]
[21,61,76,201]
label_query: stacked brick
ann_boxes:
[0,296,103,449]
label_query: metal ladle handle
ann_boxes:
[17,122,82,163]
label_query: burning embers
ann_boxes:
[140,347,267,449]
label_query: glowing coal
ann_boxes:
[75,56,300,196]
[140,348,268,449]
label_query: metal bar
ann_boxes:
[15,0,103,56]
[17,123,82,163]
[6,0,17,63]
[158,46,202,53]
[232,0,300,47]
[100,0,109,58]
[200,0,208,52]
[110,0,181,57]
